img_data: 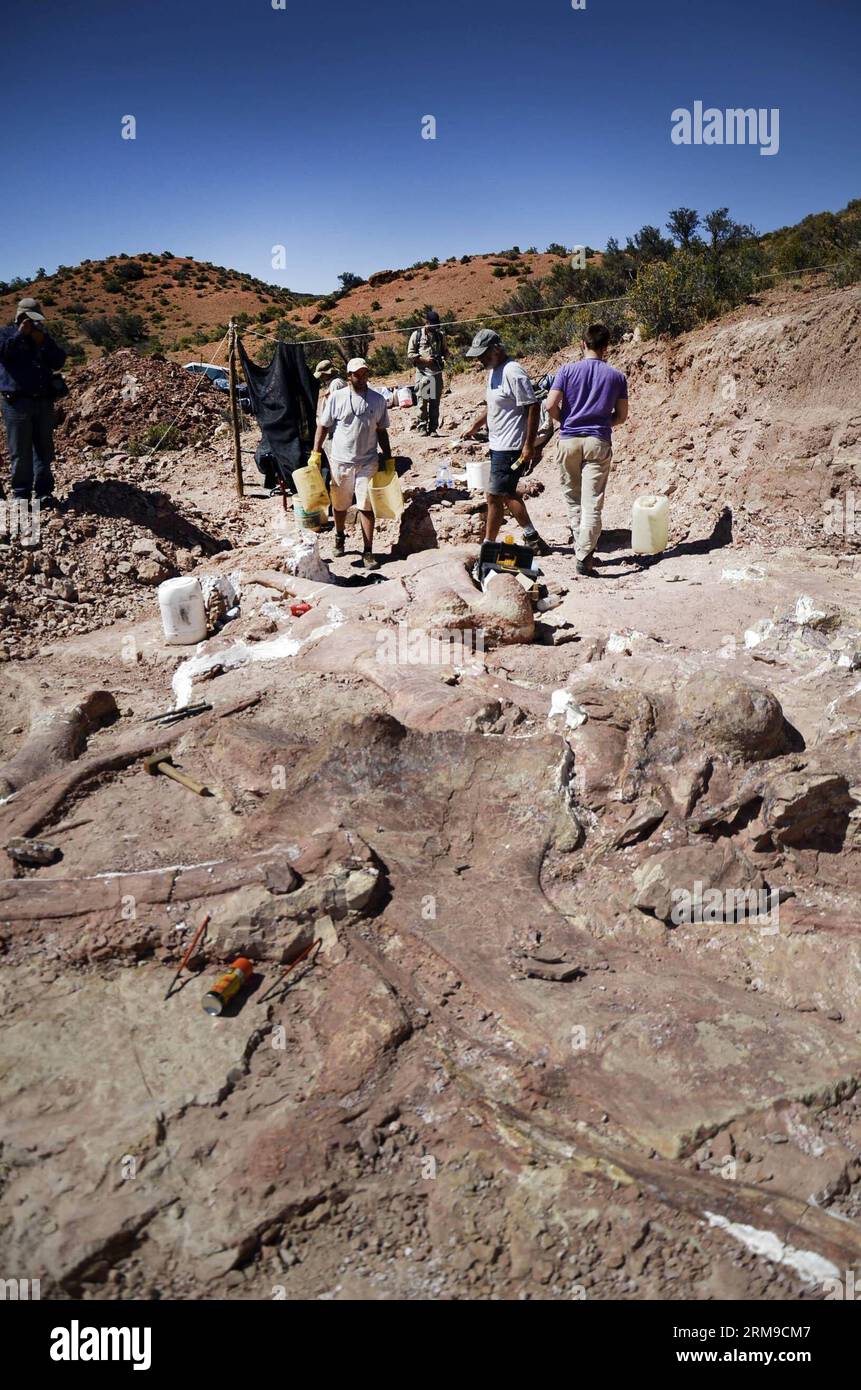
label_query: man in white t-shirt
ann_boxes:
[463,330,551,555]
[311,357,392,570]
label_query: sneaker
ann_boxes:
[362,551,380,570]
[524,532,552,557]
[334,532,346,557]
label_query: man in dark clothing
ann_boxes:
[0,297,66,502]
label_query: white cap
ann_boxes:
[346,357,369,374]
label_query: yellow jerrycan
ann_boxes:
[369,458,404,521]
[292,453,330,516]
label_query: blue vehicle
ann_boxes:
[183,361,253,411]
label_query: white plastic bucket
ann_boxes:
[632,494,669,554]
[158,577,207,645]
[466,459,491,491]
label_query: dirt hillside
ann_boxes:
[0,254,314,364]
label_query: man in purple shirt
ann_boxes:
[546,323,628,576]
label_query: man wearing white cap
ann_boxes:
[0,297,67,504]
[310,357,392,569]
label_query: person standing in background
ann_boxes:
[407,309,447,436]
[313,359,347,428]
[0,297,66,506]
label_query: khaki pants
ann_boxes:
[558,436,613,562]
[415,369,442,432]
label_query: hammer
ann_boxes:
[143,753,210,796]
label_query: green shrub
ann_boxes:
[628,246,760,338]
[337,272,365,294]
[369,344,401,375]
[114,260,145,282]
[628,253,717,336]
[831,250,861,287]
[129,422,183,454]
[82,311,148,349]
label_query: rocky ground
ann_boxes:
[2,278,861,1302]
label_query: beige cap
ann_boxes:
[16,297,46,324]
[346,357,369,374]
[313,359,336,379]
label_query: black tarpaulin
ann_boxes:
[238,338,319,484]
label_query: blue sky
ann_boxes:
[2,0,858,292]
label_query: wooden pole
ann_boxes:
[228,320,244,498]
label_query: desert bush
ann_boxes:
[628,246,760,338]
[113,260,145,282]
[368,344,401,375]
[81,312,148,349]
[128,423,183,455]
[628,253,717,336]
[48,318,86,365]
[831,250,861,287]
[337,272,365,294]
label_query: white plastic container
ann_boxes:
[158,576,207,645]
[466,458,491,491]
[631,494,669,555]
[397,385,415,408]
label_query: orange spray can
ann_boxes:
[202,957,253,1016]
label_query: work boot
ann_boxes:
[334,532,346,558]
[524,531,552,557]
[576,556,596,577]
[362,551,380,571]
